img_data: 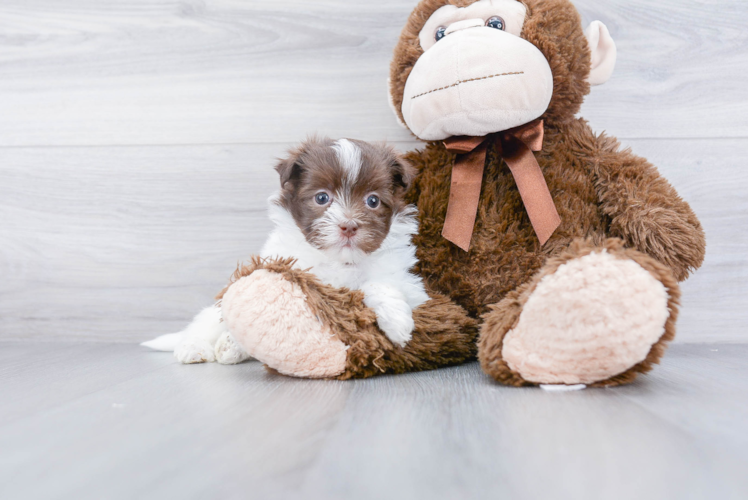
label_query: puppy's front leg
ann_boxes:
[174,305,226,364]
[214,330,251,365]
[360,283,414,347]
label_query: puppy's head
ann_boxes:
[275,137,416,263]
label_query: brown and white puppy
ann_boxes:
[143,137,430,364]
[270,136,415,265]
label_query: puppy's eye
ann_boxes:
[434,26,446,42]
[486,16,505,31]
[366,195,380,209]
[314,192,330,205]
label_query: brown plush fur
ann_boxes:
[390,0,705,386]
[221,0,705,386]
[406,119,705,318]
[217,257,478,379]
[478,238,681,387]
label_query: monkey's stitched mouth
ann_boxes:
[411,71,525,99]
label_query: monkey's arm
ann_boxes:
[589,133,705,281]
[402,143,450,206]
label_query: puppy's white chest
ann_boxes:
[311,260,366,290]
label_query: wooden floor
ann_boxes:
[1,342,747,500]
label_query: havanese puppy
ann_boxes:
[142,137,429,364]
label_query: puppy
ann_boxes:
[142,137,429,364]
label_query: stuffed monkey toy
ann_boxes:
[220,0,705,387]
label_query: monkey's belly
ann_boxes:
[410,135,603,317]
[414,196,548,318]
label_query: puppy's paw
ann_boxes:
[361,283,415,348]
[375,301,415,348]
[214,331,251,365]
[174,339,216,364]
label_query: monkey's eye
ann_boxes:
[434,26,446,42]
[365,195,380,209]
[314,192,330,205]
[486,16,505,31]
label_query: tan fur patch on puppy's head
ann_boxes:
[274,137,416,263]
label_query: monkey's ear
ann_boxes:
[390,155,417,193]
[585,21,617,86]
[274,154,304,190]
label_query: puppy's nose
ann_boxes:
[339,222,358,237]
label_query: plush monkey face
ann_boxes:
[404,0,551,140]
[389,0,617,141]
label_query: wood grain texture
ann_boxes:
[1,342,746,500]
[0,141,415,340]
[0,0,746,147]
[1,138,745,342]
[0,0,746,343]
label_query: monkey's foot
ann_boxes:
[221,270,348,378]
[479,240,680,387]
[218,256,476,380]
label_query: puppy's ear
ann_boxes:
[274,151,304,191]
[390,155,417,193]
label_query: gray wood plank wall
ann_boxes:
[1,0,746,342]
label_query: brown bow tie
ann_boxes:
[441,119,561,252]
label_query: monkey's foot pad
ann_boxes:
[502,251,670,385]
[222,270,348,378]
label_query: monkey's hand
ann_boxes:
[591,134,705,281]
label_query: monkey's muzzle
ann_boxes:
[402,28,554,141]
